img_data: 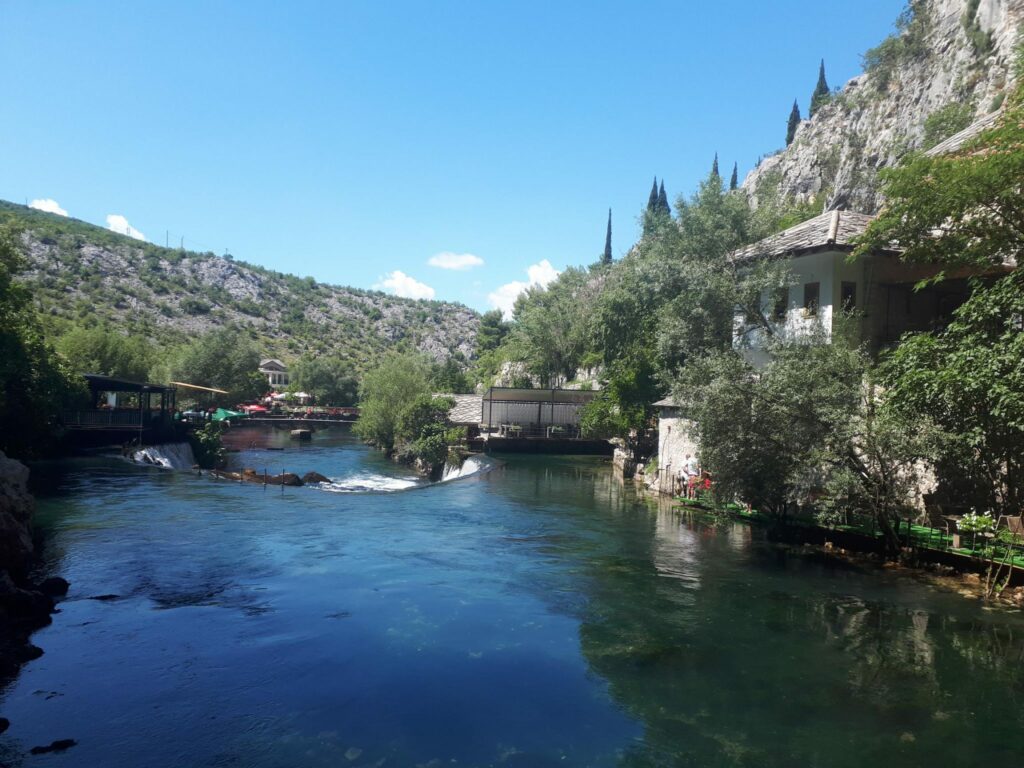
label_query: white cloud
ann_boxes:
[428,251,484,271]
[29,198,68,217]
[106,214,147,241]
[488,259,560,319]
[376,270,436,300]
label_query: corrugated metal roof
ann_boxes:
[731,210,877,263]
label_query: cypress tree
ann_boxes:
[657,180,670,216]
[602,209,613,264]
[647,176,659,213]
[810,59,830,117]
[729,162,738,191]
[786,99,801,146]
[711,153,720,178]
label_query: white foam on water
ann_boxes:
[318,473,422,493]
[130,442,196,470]
[441,455,494,483]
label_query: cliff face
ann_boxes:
[744,0,1024,214]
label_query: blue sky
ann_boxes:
[1,1,902,314]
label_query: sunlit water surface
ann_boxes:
[3,427,1023,767]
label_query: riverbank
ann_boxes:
[667,496,1024,607]
[0,451,69,703]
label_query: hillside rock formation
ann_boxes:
[744,0,1023,214]
[1,201,479,365]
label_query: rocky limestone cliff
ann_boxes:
[0,200,479,366]
[744,0,1024,214]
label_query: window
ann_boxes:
[772,288,788,321]
[841,281,857,312]
[803,282,820,316]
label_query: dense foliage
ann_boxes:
[290,354,359,406]
[56,324,155,382]
[0,230,82,457]
[166,327,266,406]
[354,353,461,475]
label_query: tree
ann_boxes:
[476,310,510,354]
[786,99,801,146]
[431,357,472,394]
[168,327,264,406]
[509,267,595,386]
[354,352,431,454]
[857,91,1024,272]
[729,163,739,191]
[646,176,659,213]
[602,208,613,264]
[395,393,457,472]
[881,270,1024,522]
[0,230,81,457]
[57,324,154,382]
[711,153,719,178]
[657,181,670,216]
[810,59,830,117]
[290,354,359,405]
[676,329,930,551]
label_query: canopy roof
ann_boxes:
[169,381,229,395]
[84,373,173,394]
[483,387,597,405]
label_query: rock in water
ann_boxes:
[301,472,330,484]
[29,739,77,755]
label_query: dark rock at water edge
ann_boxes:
[38,576,70,598]
[302,471,331,484]
[29,739,78,755]
[0,451,69,688]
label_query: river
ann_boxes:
[3,427,1023,767]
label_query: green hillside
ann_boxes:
[0,200,479,369]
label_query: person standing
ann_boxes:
[683,453,699,498]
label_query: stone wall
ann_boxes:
[650,408,700,497]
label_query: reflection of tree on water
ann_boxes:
[570,507,1024,766]
[481,458,1024,766]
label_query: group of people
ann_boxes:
[676,453,711,499]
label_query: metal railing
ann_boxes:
[64,409,143,427]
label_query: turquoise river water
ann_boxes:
[2,427,1023,767]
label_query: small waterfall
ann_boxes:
[441,455,492,482]
[130,442,196,470]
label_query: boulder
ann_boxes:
[38,577,70,598]
[301,472,330,484]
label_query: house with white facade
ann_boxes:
[730,208,988,367]
[258,359,290,389]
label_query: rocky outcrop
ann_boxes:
[0,453,67,686]
[3,200,480,365]
[744,0,1024,214]
[0,451,35,578]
